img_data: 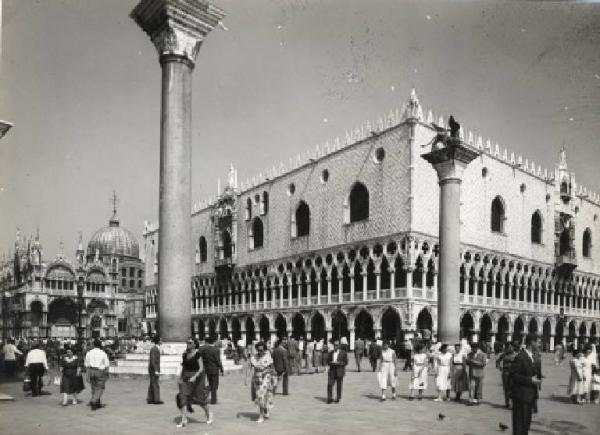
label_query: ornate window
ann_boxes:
[250,217,264,249]
[199,236,207,262]
[346,182,369,223]
[260,191,269,215]
[583,228,592,258]
[491,196,506,233]
[245,198,252,221]
[531,210,543,244]
[292,201,310,237]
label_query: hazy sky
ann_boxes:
[1,0,599,259]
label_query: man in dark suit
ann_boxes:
[368,339,381,372]
[272,339,291,395]
[146,336,163,404]
[509,334,542,435]
[199,338,224,404]
[327,340,348,404]
[354,337,365,372]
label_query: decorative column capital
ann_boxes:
[422,143,479,183]
[131,0,226,66]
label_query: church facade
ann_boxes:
[143,90,600,350]
[0,208,145,340]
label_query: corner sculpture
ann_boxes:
[427,115,462,151]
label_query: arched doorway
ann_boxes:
[381,307,402,343]
[416,308,433,334]
[514,317,525,344]
[331,310,349,341]
[543,319,552,351]
[245,317,255,345]
[292,314,305,339]
[354,309,374,340]
[579,323,587,347]
[275,314,287,339]
[591,323,598,345]
[568,321,577,349]
[528,317,538,335]
[259,316,270,342]
[460,312,474,342]
[219,318,228,339]
[231,318,241,342]
[208,318,217,340]
[556,319,565,346]
[497,316,509,344]
[310,312,325,341]
[48,298,78,338]
[30,301,43,326]
[197,318,205,340]
[480,314,493,343]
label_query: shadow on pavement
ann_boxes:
[236,411,259,420]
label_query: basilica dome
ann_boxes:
[87,213,140,260]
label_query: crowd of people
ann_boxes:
[2,333,599,434]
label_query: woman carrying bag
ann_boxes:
[60,347,84,406]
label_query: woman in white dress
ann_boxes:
[435,344,452,402]
[568,349,585,404]
[409,344,428,400]
[377,340,397,401]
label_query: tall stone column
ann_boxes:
[422,143,478,344]
[131,0,225,342]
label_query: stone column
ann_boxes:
[132,0,226,343]
[422,143,478,344]
[349,328,355,351]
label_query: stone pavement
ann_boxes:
[0,354,598,435]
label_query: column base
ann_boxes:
[160,342,188,355]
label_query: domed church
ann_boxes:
[0,200,145,340]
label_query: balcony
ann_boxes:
[556,253,577,275]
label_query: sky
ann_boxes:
[1,0,599,260]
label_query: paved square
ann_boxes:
[0,354,598,435]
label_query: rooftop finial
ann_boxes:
[109,191,120,226]
[559,145,567,169]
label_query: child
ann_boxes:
[591,366,600,404]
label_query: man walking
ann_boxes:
[466,342,487,405]
[200,338,224,404]
[85,339,110,410]
[327,340,348,404]
[368,339,381,372]
[24,342,48,397]
[510,334,542,435]
[354,337,365,372]
[146,335,162,404]
[2,339,22,378]
[272,339,290,395]
[496,341,519,408]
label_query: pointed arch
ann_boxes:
[491,195,506,233]
[348,182,369,222]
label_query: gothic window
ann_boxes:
[559,229,571,256]
[245,198,252,221]
[293,201,310,237]
[531,210,543,244]
[560,180,569,194]
[583,228,592,258]
[260,191,269,215]
[250,217,264,249]
[199,236,207,262]
[491,196,506,233]
[347,182,369,223]
[222,230,232,258]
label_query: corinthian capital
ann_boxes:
[131,0,226,65]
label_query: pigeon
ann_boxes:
[438,413,445,421]
[499,423,508,431]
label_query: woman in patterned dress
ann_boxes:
[408,344,428,400]
[250,341,277,423]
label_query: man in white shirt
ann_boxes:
[3,339,23,378]
[85,339,110,410]
[24,342,48,396]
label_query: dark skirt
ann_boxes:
[60,368,83,394]
[177,370,209,407]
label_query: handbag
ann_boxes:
[23,376,31,392]
[42,374,51,386]
[53,376,61,386]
